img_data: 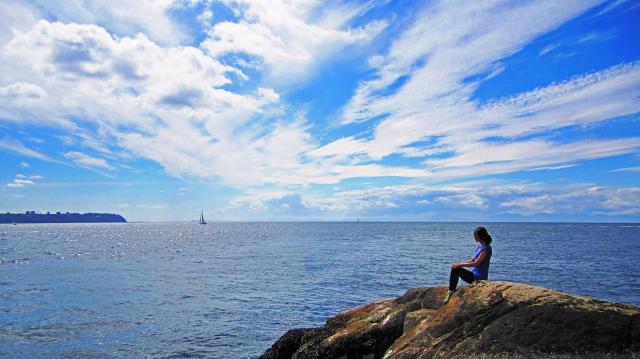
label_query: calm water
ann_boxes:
[1,222,639,358]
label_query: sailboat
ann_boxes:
[199,211,207,225]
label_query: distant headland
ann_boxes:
[0,211,126,224]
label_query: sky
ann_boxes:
[0,0,639,222]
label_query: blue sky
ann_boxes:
[0,0,639,222]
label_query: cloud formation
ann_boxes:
[0,0,184,46]
[0,14,421,186]
[229,183,640,219]
[501,186,640,216]
[315,0,640,180]
[5,173,43,188]
[64,152,115,170]
[201,0,387,83]
[0,137,61,163]
[0,0,638,220]
[1,20,283,182]
[0,82,47,99]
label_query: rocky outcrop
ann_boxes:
[260,281,640,358]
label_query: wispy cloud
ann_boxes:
[1,20,282,182]
[0,0,184,46]
[117,203,167,210]
[316,1,640,181]
[0,0,638,202]
[0,82,46,99]
[5,173,42,188]
[64,151,115,170]
[576,31,616,44]
[538,42,562,57]
[0,136,62,164]
[7,179,34,188]
[609,166,640,173]
[501,186,640,216]
[341,1,603,124]
[201,0,386,84]
[594,0,634,16]
[227,183,640,219]
[0,14,421,186]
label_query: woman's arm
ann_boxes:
[451,251,487,269]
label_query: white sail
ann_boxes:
[199,211,207,224]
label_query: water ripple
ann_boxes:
[0,222,638,358]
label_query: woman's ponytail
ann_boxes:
[474,226,492,244]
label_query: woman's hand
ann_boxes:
[450,263,460,269]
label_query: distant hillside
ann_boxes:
[0,211,126,223]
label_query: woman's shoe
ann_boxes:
[443,290,454,304]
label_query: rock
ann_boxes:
[260,281,640,358]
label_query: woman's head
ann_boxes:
[474,226,492,245]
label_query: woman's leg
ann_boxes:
[449,267,475,291]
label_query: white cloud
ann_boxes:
[576,31,616,44]
[424,138,640,178]
[313,61,640,178]
[1,0,184,46]
[6,173,42,188]
[19,161,30,168]
[117,203,167,209]
[201,0,387,84]
[229,189,305,213]
[0,1,637,191]
[1,21,315,184]
[0,13,423,187]
[64,151,115,170]
[538,42,562,57]
[197,9,214,30]
[609,166,640,173]
[309,1,640,181]
[306,184,491,213]
[341,1,603,124]
[0,136,61,163]
[228,182,640,218]
[0,0,40,46]
[0,82,46,98]
[9,179,34,187]
[594,0,634,16]
[501,186,640,216]
[528,164,577,171]
[436,192,488,209]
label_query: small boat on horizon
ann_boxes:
[199,211,207,225]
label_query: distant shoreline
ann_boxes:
[4,220,635,225]
[117,220,639,224]
[0,211,126,224]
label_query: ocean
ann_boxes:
[1,222,638,358]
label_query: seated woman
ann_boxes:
[444,226,493,304]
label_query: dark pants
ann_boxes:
[449,267,474,291]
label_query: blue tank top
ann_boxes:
[471,244,492,280]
